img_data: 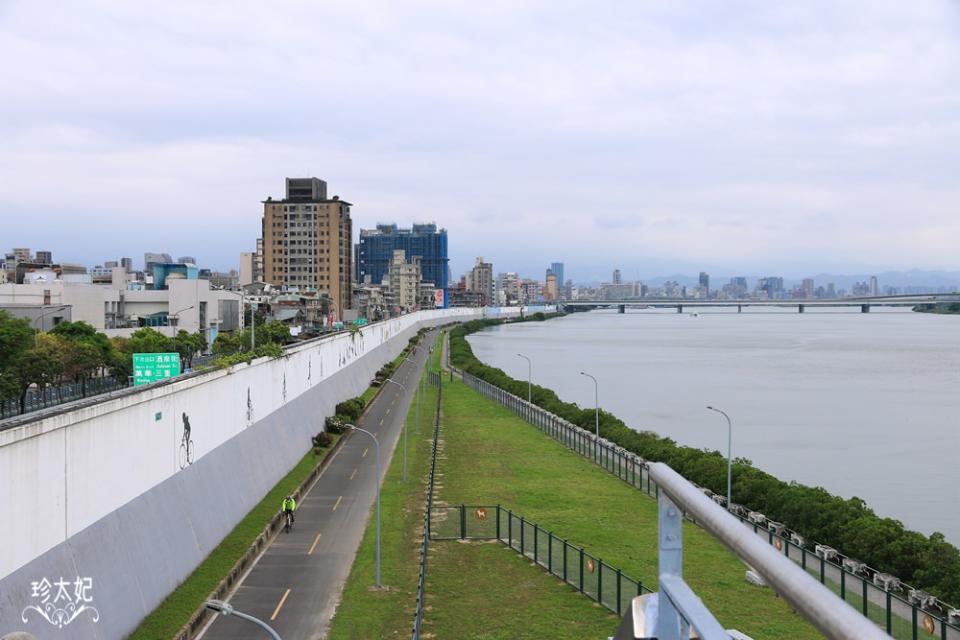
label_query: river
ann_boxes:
[467,308,959,543]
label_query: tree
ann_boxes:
[0,310,34,370]
[212,331,242,356]
[174,330,208,368]
[12,347,63,412]
[126,327,174,354]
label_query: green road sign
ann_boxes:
[133,352,181,386]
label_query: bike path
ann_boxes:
[198,331,434,640]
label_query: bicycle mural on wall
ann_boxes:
[179,412,194,469]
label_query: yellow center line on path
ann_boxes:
[308,533,322,555]
[332,495,343,511]
[349,468,357,480]
[271,588,291,621]
[362,448,368,457]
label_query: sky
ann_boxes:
[1,1,959,282]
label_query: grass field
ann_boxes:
[435,377,822,639]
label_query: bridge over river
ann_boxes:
[560,293,960,314]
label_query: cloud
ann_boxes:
[0,1,958,279]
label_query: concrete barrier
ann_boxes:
[0,307,539,639]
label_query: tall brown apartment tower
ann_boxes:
[262,178,353,319]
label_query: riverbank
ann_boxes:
[452,315,960,608]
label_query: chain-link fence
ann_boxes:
[457,367,960,640]
[430,503,652,617]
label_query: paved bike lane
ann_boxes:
[198,330,435,640]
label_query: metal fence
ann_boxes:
[431,503,653,617]
[411,351,444,640]
[0,377,128,419]
[456,367,960,640]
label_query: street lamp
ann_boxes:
[204,600,282,640]
[706,406,733,511]
[170,306,195,364]
[33,305,69,346]
[517,353,531,403]
[579,371,599,460]
[347,424,382,588]
[384,378,408,482]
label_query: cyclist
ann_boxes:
[282,495,297,526]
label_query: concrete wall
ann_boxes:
[0,307,529,639]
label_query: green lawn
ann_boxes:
[433,377,823,640]
[130,438,338,639]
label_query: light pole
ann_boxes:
[204,600,282,640]
[517,353,531,403]
[580,371,599,460]
[384,378,408,482]
[33,305,69,346]
[347,424,382,587]
[707,406,733,511]
[170,305,195,365]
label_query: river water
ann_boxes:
[467,308,960,543]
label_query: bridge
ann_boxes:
[560,293,960,314]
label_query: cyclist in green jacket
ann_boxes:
[282,495,297,525]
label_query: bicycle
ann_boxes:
[283,510,294,533]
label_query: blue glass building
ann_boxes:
[358,223,449,307]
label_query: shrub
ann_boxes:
[336,397,365,420]
[312,431,332,449]
[325,414,351,434]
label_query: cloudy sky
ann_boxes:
[1,1,958,281]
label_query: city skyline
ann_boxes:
[2,2,960,276]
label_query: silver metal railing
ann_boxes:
[648,462,891,640]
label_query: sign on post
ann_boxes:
[133,352,181,386]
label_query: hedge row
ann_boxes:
[450,317,960,605]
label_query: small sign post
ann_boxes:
[133,352,181,386]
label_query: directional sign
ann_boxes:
[133,352,181,386]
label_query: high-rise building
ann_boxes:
[699,271,710,294]
[254,238,264,283]
[468,257,494,306]
[12,248,31,264]
[239,252,255,286]
[121,257,133,273]
[802,278,815,298]
[870,276,879,296]
[550,262,564,299]
[357,223,449,307]
[35,251,52,265]
[496,272,521,305]
[545,270,558,301]
[144,252,173,272]
[178,256,197,265]
[385,249,422,313]
[613,268,622,285]
[261,177,353,319]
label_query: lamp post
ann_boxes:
[170,305,195,366]
[706,406,733,511]
[347,424,382,587]
[580,371,599,460]
[33,305,69,346]
[384,378,408,482]
[517,353,531,403]
[204,600,282,640]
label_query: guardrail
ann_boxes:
[0,377,128,419]
[455,366,960,639]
